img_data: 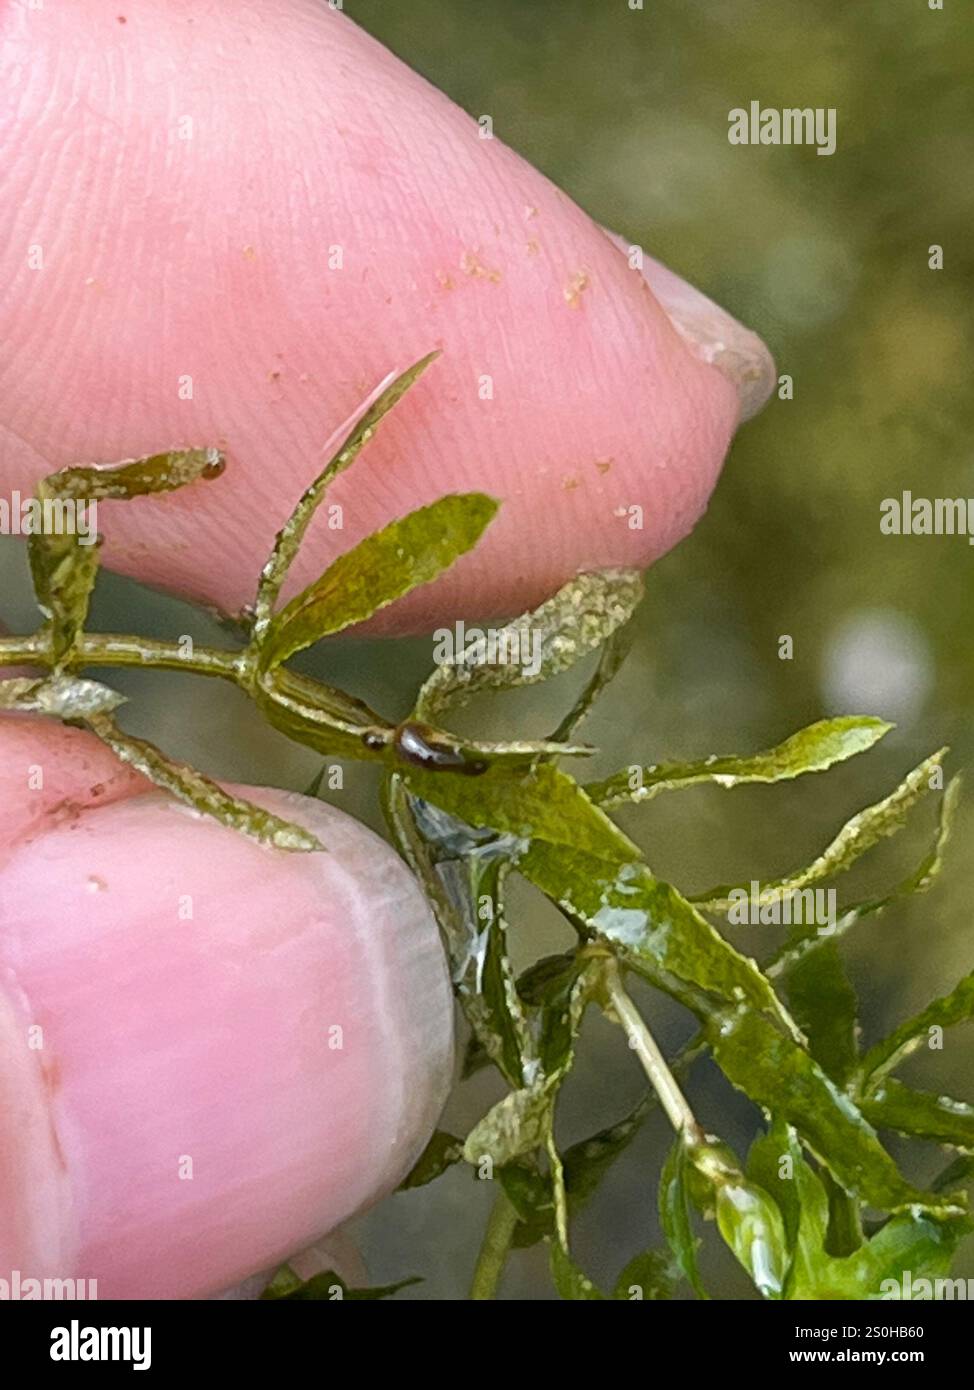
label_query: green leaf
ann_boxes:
[519,844,792,1024]
[683,1131,793,1299]
[933,1154,974,1195]
[788,1211,972,1300]
[382,778,535,1088]
[261,493,498,669]
[550,622,639,745]
[503,1090,656,1251]
[261,1269,421,1301]
[497,1161,553,1238]
[612,1250,677,1301]
[858,970,974,1091]
[588,716,892,808]
[861,1079,974,1153]
[403,762,640,865]
[747,1122,833,1291]
[820,1169,865,1258]
[785,940,860,1086]
[714,1179,789,1300]
[252,352,439,632]
[706,1005,962,1217]
[415,568,644,721]
[0,679,41,711]
[35,447,226,504]
[0,675,125,718]
[464,1086,554,1169]
[30,447,224,667]
[516,952,586,1007]
[86,715,322,853]
[548,1240,606,1300]
[256,666,394,763]
[463,962,596,1169]
[694,749,947,912]
[766,774,961,980]
[399,1131,465,1190]
[522,832,960,1222]
[561,1093,657,1216]
[466,857,536,1087]
[536,953,598,1078]
[461,951,589,1087]
[659,1136,708,1298]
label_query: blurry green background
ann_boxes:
[2,0,971,1298]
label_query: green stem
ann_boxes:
[0,633,243,683]
[470,1189,519,1301]
[603,958,703,1142]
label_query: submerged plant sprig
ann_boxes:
[2,352,969,1301]
[379,532,967,1301]
[0,357,595,848]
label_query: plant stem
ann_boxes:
[0,634,243,683]
[469,1189,519,1301]
[603,958,703,1142]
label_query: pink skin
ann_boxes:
[0,716,454,1299]
[0,0,775,632]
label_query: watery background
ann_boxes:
[2,0,971,1298]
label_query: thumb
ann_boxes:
[0,714,454,1299]
[0,0,774,630]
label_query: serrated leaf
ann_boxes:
[706,1004,963,1217]
[785,940,860,1086]
[858,971,974,1091]
[403,761,639,865]
[36,447,226,504]
[659,1136,708,1298]
[861,1080,974,1153]
[519,844,793,1025]
[767,774,960,980]
[86,715,322,853]
[29,447,224,667]
[252,353,439,634]
[695,749,947,912]
[588,716,892,808]
[399,1130,465,1189]
[261,493,498,669]
[415,568,644,721]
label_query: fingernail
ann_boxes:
[645,260,776,422]
[605,231,777,423]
